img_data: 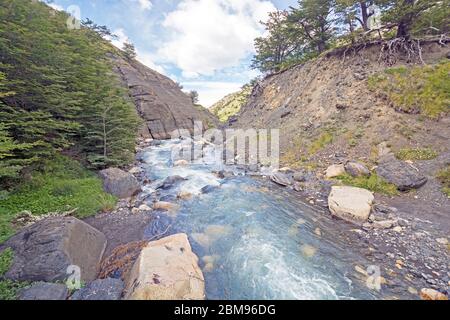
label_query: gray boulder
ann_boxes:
[157,175,187,190]
[376,155,428,191]
[20,282,69,300]
[5,217,106,282]
[345,161,370,177]
[70,278,124,300]
[99,168,141,198]
[270,172,292,187]
[293,171,307,182]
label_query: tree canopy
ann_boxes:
[252,0,448,73]
[0,0,140,185]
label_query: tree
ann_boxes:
[252,11,305,73]
[123,42,137,60]
[289,0,336,54]
[189,90,199,104]
[378,0,442,38]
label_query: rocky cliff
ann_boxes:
[112,56,218,140]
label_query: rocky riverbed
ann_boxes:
[1,137,448,300]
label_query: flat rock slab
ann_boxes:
[376,156,427,191]
[5,217,106,282]
[20,282,68,300]
[71,278,124,300]
[99,168,141,198]
[328,186,374,225]
[124,233,205,300]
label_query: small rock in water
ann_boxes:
[177,191,193,200]
[153,201,179,212]
[314,228,322,237]
[201,185,219,194]
[300,244,317,258]
[420,288,448,300]
[138,204,152,212]
[407,287,418,295]
[436,238,448,245]
[174,160,189,167]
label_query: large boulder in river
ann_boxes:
[124,233,205,300]
[5,217,106,282]
[270,172,292,187]
[345,161,370,177]
[99,168,141,198]
[328,186,374,225]
[376,155,427,191]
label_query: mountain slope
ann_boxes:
[112,55,218,140]
[210,85,252,123]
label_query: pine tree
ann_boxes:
[123,42,137,60]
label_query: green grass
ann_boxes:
[0,248,13,276]
[436,165,450,197]
[309,132,333,155]
[0,280,29,300]
[367,61,450,119]
[211,85,252,122]
[0,155,117,244]
[336,173,399,196]
[395,148,438,161]
[0,248,28,300]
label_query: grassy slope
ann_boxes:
[210,85,252,122]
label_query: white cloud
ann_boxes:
[47,2,64,11]
[130,0,153,10]
[182,81,244,107]
[158,0,276,77]
[136,50,166,75]
[108,28,130,50]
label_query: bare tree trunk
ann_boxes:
[360,2,369,31]
[396,0,415,39]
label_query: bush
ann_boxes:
[395,148,438,161]
[309,132,333,155]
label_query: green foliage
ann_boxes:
[0,0,139,183]
[309,132,333,155]
[0,280,29,300]
[395,148,438,161]
[0,156,117,244]
[337,173,399,196]
[0,248,13,276]
[368,61,450,119]
[123,42,137,60]
[436,166,450,197]
[211,85,252,122]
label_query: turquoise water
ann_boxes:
[139,140,379,300]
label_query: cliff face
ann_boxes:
[113,56,218,140]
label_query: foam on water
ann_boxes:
[140,140,379,300]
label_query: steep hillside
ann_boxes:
[210,85,252,122]
[112,55,218,139]
[232,42,449,169]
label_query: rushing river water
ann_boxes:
[137,139,382,300]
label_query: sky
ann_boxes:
[45,0,298,106]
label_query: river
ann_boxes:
[136,139,383,300]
